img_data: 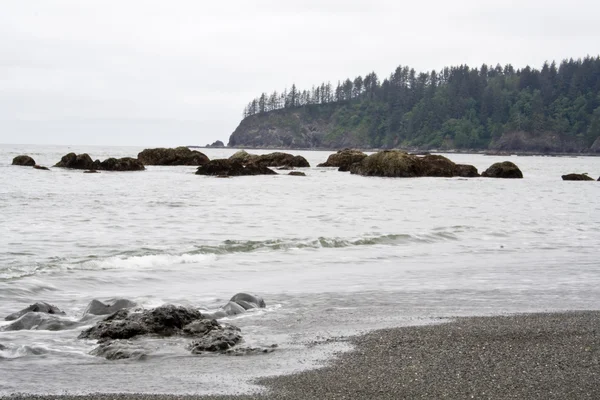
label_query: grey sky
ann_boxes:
[1,0,599,146]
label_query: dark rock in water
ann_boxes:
[137,147,210,166]
[288,171,306,176]
[5,302,66,321]
[54,153,100,170]
[78,305,204,341]
[419,155,457,177]
[195,159,276,177]
[2,312,78,331]
[90,340,147,360]
[229,150,310,168]
[455,164,480,177]
[33,165,50,171]
[225,344,278,356]
[84,170,99,174]
[206,140,225,148]
[561,173,595,181]
[349,150,422,177]
[99,157,145,171]
[230,293,266,310]
[0,344,6,350]
[481,161,523,179]
[12,155,36,166]
[83,299,137,317]
[278,166,295,170]
[188,324,243,353]
[318,149,367,170]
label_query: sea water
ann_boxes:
[0,144,599,395]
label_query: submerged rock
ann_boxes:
[33,165,50,171]
[83,299,137,317]
[561,173,595,181]
[54,153,99,170]
[0,344,6,350]
[12,155,36,166]
[481,161,523,179]
[89,340,148,360]
[84,170,99,174]
[318,149,367,171]
[78,305,203,341]
[230,293,266,310]
[137,147,209,166]
[99,157,145,171]
[5,302,65,321]
[288,171,306,176]
[2,312,78,331]
[188,324,243,353]
[195,159,276,177]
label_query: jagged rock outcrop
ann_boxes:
[348,151,479,178]
[54,153,100,170]
[561,173,595,181]
[318,149,367,171]
[481,161,523,179]
[195,159,276,177]
[5,302,65,321]
[137,147,209,166]
[12,155,36,166]
[99,157,145,171]
[229,150,309,168]
[206,140,225,148]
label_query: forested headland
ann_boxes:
[228,57,600,153]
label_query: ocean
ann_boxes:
[1,144,599,395]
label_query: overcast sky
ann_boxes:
[1,0,599,146]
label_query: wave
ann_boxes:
[0,231,460,280]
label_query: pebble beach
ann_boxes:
[5,311,599,400]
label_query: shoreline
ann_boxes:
[5,310,599,400]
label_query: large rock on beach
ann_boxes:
[481,161,524,179]
[83,299,137,317]
[561,173,595,181]
[5,302,65,321]
[12,155,36,166]
[54,153,100,170]
[2,312,78,331]
[99,157,145,171]
[78,305,203,341]
[318,149,367,171]
[195,159,276,177]
[137,147,209,166]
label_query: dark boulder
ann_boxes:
[455,164,480,177]
[229,150,309,168]
[2,312,78,331]
[12,155,36,166]
[5,302,65,321]
[78,305,203,341]
[33,165,50,171]
[99,157,145,171]
[419,155,457,177]
[230,293,266,310]
[481,161,523,179]
[54,153,100,170]
[561,173,595,181]
[349,150,423,177]
[137,147,209,166]
[188,324,243,353]
[195,159,276,177]
[288,171,306,176]
[83,299,137,317]
[84,170,99,174]
[318,149,367,170]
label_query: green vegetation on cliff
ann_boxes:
[230,57,600,152]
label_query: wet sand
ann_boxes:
[5,311,600,400]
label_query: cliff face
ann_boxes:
[228,106,374,149]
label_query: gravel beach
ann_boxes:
[5,311,599,400]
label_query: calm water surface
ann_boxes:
[0,144,599,395]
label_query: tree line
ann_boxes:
[243,56,600,149]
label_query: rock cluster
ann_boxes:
[348,151,481,178]
[54,153,145,171]
[137,147,209,166]
[318,149,368,171]
[195,158,276,176]
[229,150,310,168]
